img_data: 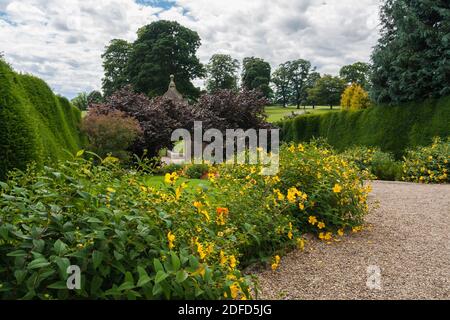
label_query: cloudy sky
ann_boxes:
[0,0,381,98]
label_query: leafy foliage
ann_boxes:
[402,137,449,183]
[341,84,371,110]
[206,54,239,93]
[101,39,132,97]
[0,60,85,180]
[127,20,205,100]
[341,146,402,181]
[241,57,272,99]
[71,92,89,111]
[81,106,143,160]
[339,62,371,89]
[307,75,346,109]
[371,0,450,104]
[277,95,450,158]
[271,62,292,107]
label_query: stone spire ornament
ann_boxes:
[163,74,185,102]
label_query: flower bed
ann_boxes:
[0,143,370,300]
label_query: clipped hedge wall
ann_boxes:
[0,60,85,179]
[278,97,450,158]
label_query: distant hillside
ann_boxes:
[0,60,85,179]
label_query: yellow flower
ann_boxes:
[193,201,203,209]
[297,144,305,152]
[274,189,285,201]
[229,255,237,269]
[106,187,116,193]
[200,210,210,222]
[299,203,305,210]
[219,250,227,266]
[296,238,305,251]
[164,172,179,185]
[332,183,342,193]
[224,282,241,299]
[288,145,296,153]
[167,231,175,249]
[271,255,281,271]
[319,232,332,241]
[287,187,301,203]
[317,222,325,230]
[308,216,318,225]
[352,226,363,233]
[196,241,207,260]
[337,229,344,236]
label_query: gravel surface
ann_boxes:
[253,181,450,300]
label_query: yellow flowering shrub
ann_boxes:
[340,83,371,111]
[402,137,450,184]
[276,142,372,235]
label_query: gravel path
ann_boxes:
[254,181,450,300]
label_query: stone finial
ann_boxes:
[163,74,185,102]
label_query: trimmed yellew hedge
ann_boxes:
[0,60,85,179]
[277,96,450,158]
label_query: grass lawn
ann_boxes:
[265,105,341,122]
[144,175,211,190]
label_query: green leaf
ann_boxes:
[53,239,68,255]
[175,270,188,283]
[14,270,27,284]
[7,250,27,257]
[153,258,164,273]
[47,281,68,290]
[76,150,85,157]
[155,271,168,284]
[137,266,151,287]
[87,217,102,224]
[171,252,181,271]
[28,257,50,269]
[118,281,135,291]
[92,251,103,269]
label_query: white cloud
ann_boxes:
[0,0,381,98]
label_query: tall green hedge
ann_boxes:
[278,97,450,158]
[0,60,85,179]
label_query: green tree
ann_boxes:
[101,39,132,97]
[272,62,291,107]
[339,62,371,89]
[71,92,89,111]
[206,54,239,92]
[241,57,272,99]
[87,90,103,105]
[288,59,313,109]
[371,0,450,104]
[127,20,205,100]
[307,75,346,109]
[305,71,321,109]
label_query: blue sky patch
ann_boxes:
[136,0,175,10]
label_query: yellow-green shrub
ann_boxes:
[402,137,449,183]
[341,83,371,111]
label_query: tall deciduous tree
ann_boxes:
[339,62,371,89]
[371,0,450,104]
[206,54,239,93]
[87,91,103,105]
[127,20,205,100]
[71,92,89,111]
[307,75,346,109]
[241,57,272,99]
[272,62,291,107]
[288,59,313,109]
[101,39,132,97]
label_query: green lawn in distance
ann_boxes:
[144,175,211,190]
[265,105,341,122]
